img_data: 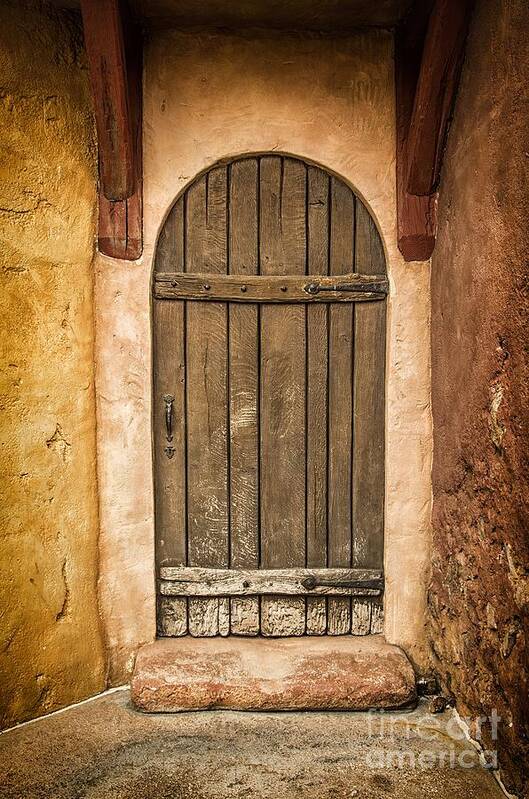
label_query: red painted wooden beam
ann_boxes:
[81,0,135,202]
[98,15,143,260]
[81,0,143,259]
[406,0,473,196]
[395,0,437,262]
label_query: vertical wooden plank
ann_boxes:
[186,167,229,635]
[157,597,187,637]
[351,599,371,635]
[230,597,260,636]
[328,601,351,635]
[306,598,327,636]
[153,300,186,568]
[327,177,354,635]
[306,166,329,635]
[353,201,386,571]
[153,200,187,637]
[261,600,305,637]
[260,156,306,636]
[370,600,384,634]
[188,598,219,637]
[218,597,231,636]
[228,159,260,634]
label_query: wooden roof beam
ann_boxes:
[406,0,474,196]
[395,0,437,261]
[81,0,134,201]
[81,0,143,259]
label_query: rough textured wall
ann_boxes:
[96,27,432,683]
[429,0,529,794]
[0,1,106,727]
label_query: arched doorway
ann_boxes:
[152,154,387,638]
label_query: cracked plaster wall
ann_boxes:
[0,1,106,728]
[429,0,529,794]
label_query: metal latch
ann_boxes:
[301,575,383,591]
[304,280,386,295]
[163,394,175,459]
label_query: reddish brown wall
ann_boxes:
[429,0,529,794]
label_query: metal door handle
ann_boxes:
[163,394,174,442]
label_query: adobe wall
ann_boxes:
[0,1,106,727]
[429,0,529,793]
[95,27,433,681]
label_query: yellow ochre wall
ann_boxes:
[0,1,105,728]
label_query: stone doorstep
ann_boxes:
[131,635,417,713]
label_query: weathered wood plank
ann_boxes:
[188,597,219,637]
[228,158,260,635]
[370,600,384,634]
[154,198,185,272]
[186,167,229,633]
[351,599,372,635]
[260,156,306,635]
[327,177,354,634]
[159,567,383,596]
[156,597,187,637]
[153,300,186,569]
[353,201,386,571]
[306,597,327,635]
[306,169,330,568]
[261,597,306,637]
[406,0,473,196]
[153,201,186,572]
[230,597,260,636]
[218,597,230,636]
[327,599,351,635]
[306,166,330,632]
[154,272,388,302]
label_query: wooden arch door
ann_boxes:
[153,155,387,638]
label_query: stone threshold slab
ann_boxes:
[131,635,416,712]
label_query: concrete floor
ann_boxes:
[0,690,505,799]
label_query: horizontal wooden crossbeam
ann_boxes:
[154,272,389,303]
[159,567,384,597]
